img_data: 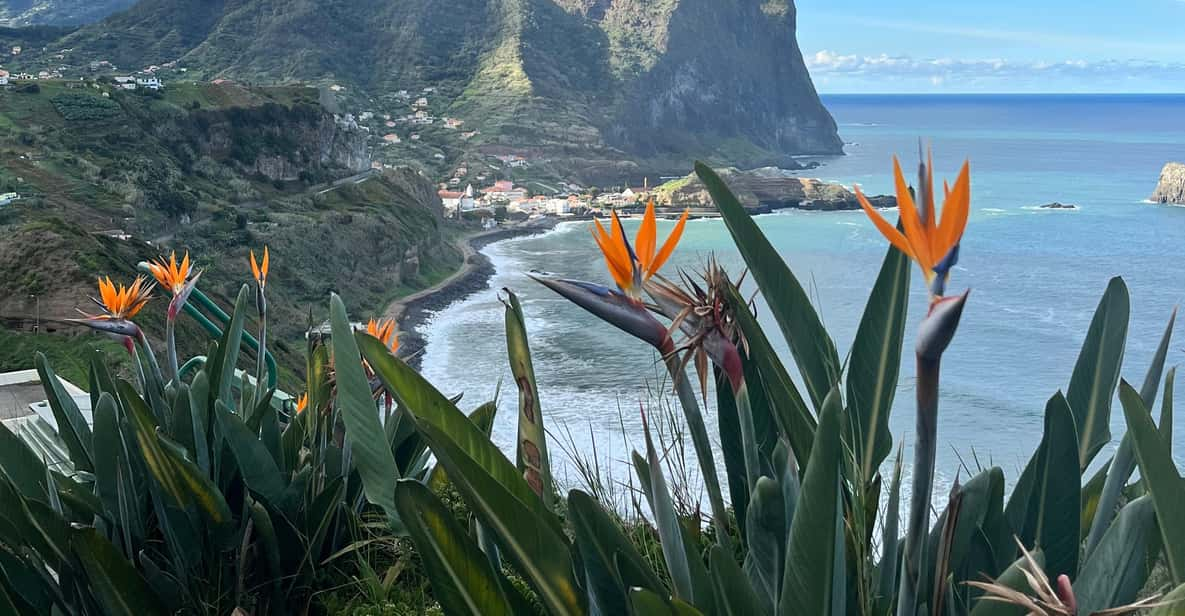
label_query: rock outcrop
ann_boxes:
[1151,162,1185,205]
[1038,202,1077,210]
[656,167,895,212]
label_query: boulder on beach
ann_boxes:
[1150,162,1185,205]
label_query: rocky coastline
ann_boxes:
[655,167,896,212]
[1151,162,1185,205]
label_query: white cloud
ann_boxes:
[805,50,1185,89]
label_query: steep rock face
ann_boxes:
[51,0,839,172]
[158,104,370,181]
[1150,162,1185,205]
[602,0,841,157]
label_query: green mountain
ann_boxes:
[51,0,840,181]
[0,0,134,26]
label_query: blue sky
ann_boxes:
[795,0,1185,93]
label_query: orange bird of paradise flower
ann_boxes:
[88,276,154,320]
[592,200,689,299]
[855,153,970,299]
[295,393,308,414]
[366,318,399,353]
[147,251,192,295]
[250,247,270,289]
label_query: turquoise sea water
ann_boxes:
[419,94,1185,499]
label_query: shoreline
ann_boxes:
[386,218,562,369]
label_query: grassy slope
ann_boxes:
[0,81,460,390]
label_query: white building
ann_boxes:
[413,97,429,109]
[0,71,8,86]
[113,75,137,90]
[0,193,20,206]
[136,76,163,90]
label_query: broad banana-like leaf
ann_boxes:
[416,419,585,615]
[0,421,49,499]
[209,285,249,411]
[1074,496,1156,613]
[568,489,664,615]
[35,352,95,472]
[1005,392,1081,581]
[1034,393,1081,581]
[72,528,166,615]
[187,371,211,474]
[1085,307,1173,556]
[217,401,285,506]
[359,335,560,529]
[715,367,750,533]
[710,544,765,616]
[780,386,845,615]
[503,289,553,505]
[876,447,903,612]
[629,588,706,616]
[116,379,231,526]
[743,476,785,613]
[1119,380,1185,585]
[846,240,910,484]
[394,480,516,616]
[697,162,841,411]
[1065,277,1129,469]
[636,410,693,603]
[329,294,401,527]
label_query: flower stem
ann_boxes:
[663,354,733,551]
[166,317,179,384]
[897,355,940,616]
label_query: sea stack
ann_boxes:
[1150,162,1185,205]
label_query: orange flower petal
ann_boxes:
[935,160,971,258]
[648,208,689,278]
[635,200,658,271]
[250,250,261,283]
[856,187,915,259]
[892,156,933,273]
[261,246,270,279]
[591,223,632,289]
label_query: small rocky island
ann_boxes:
[1039,202,1078,210]
[655,167,896,212]
[1151,162,1185,205]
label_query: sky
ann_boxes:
[795,0,1185,93]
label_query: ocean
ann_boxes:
[418,94,1185,501]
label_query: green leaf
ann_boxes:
[1162,366,1175,451]
[35,352,94,473]
[1085,307,1174,556]
[968,551,1045,616]
[359,334,557,527]
[503,289,552,505]
[846,241,910,484]
[697,162,841,411]
[1032,392,1081,581]
[1065,277,1129,469]
[0,421,48,499]
[568,489,664,615]
[395,480,515,616]
[724,282,817,465]
[780,385,845,615]
[217,402,286,506]
[876,447,903,610]
[417,420,584,615]
[628,588,706,616]
[72,528,166,615]
[1119,379,1185,585]
[1074,496,1156,613]
[709,544,764,616]
[742,476,785,613]
[715,368,750,536]
[187,371,211,474]
[329,294,400,526]
[210,285,250,411]
[116,379,231,526]
[637,410,693,602]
